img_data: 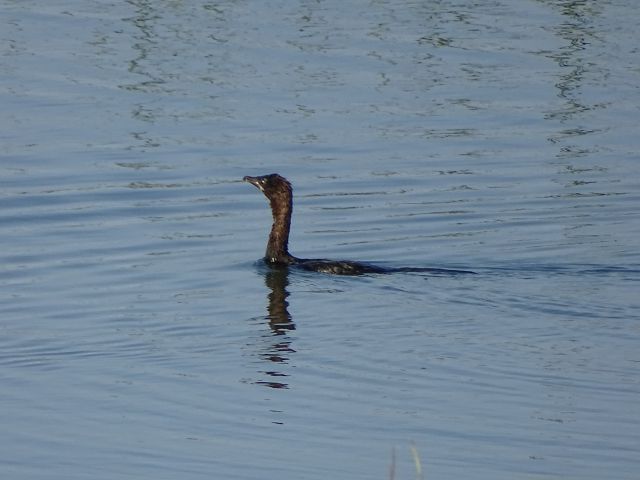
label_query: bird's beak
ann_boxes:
[243,175,264,192]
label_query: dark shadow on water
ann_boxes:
[264,266,295,331]
[385,266,476,275]
[254,265,296,390]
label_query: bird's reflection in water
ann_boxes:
[255,266,296,389]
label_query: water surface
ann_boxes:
[1,1,639,479]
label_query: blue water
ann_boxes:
[1,1,639,479]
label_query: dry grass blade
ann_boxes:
[409,442,423,480]
[388,443,424,480]
[389,446,396,480]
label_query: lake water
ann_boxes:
[1,1,639,479]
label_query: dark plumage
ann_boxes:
[243,173,474,276]
[243,174,384,274]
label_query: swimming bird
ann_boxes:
[243,173,474,275]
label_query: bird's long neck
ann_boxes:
[266,191,294,264]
